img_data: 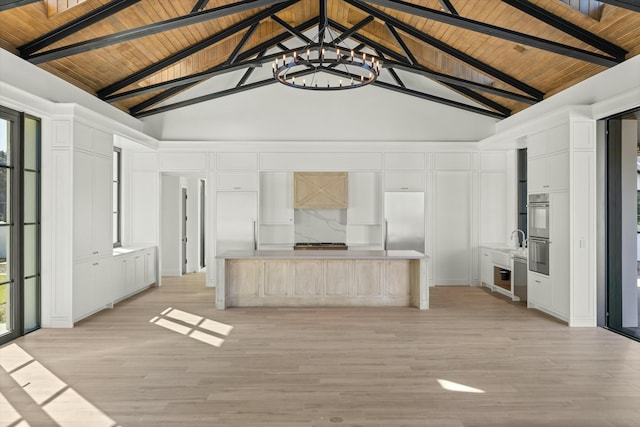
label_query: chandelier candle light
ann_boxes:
[272,38,382,90]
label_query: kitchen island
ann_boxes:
[215,250,428,310]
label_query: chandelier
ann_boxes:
[272,22,382,90]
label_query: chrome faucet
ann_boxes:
[511,229,526,248]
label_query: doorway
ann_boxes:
[182,188,188,275]
[604,108,640,341]
[0,106,41,346]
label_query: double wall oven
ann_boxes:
[528,193,550,275]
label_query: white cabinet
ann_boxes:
[480,249,493,286]
[528,272,551,309]
[145,248,157,286]
[527,152,569,193]
[550,191,569,318]
[73,149,112,261]
[261,172,293,224]
[217,172,259,191]
[384,171,425,191]
[73,258,111,321]
[348,172,380,225]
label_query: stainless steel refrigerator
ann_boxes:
[384,192,425,253]
[216,191,258,254]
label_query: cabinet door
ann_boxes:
[92,259,113,309]
[348,172,380,225]
[145,249,157,285]
[548,152,569,191]
[550,191,570,317]
[114,258,128,300]
[73,261,93,320]
[217,172,259,190]
[134,254,145,290]
[93,155,113,258]
[261,172,293,224]
[527,157,547,193]
[293,172,348,208]
[480,250,493,286]
[73,151,94,260]
[528,272,551,308]
[384,171,425,191]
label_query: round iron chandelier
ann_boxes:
[272,22,382,90]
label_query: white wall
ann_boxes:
[160,175,181,276]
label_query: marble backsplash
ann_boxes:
[294,209,346,243]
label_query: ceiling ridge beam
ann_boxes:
[342,0,544,99]
[329,20,411,63]
[24,0,297,64]
[356,0,621,66]
[321,67,508,119]
[500,0,627,59]
[19,0,142,57]
[97,0,299,98]
[599,0,640,13]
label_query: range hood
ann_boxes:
[293,172,348,209]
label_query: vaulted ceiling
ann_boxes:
[1,0,639,120]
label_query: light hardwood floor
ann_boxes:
[2,275,640,427]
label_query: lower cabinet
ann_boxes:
[73,258,112,322]
[527,272,552,312]
[73,246,158,323]
[480,248,493,286]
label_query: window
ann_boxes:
[113,147,121,248]
[0,106,41,345]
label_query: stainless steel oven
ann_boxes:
[528,237,549,275]
[528,193,549,239]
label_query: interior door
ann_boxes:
[182,188,187,275]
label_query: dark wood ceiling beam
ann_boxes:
[0,0,38,12]
[132,68,316,118]
[226,23,260,65]
[329,16,374,44]
[599,0,640,13]
[383,60,538,104]
[25,0,297,64]
[271,15,312,43]
[358,0,621,66]
[437,0,458,15]
[97,0,299,98]
[329,20,411,63]
[319,0,328,40]
[191,0,210,13]
[500,0,627,59]
[19,0,142,57]
[443,84,512,116]
[124,19,317,110]
[320,67,508,119]
[385,23,417,65]
[342,0,544,99]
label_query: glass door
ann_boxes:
[0,108,17,342]
[0,107,41,345]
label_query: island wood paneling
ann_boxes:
[324,260,353,296]
[262,260,289,297]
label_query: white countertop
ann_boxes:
[482,245,528,260]
[216,249,426,260]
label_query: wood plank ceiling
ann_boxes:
[0,0,639,119]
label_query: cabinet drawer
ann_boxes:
[384,171,425,191]
[217,172,259,190]
[491,251,510,269]
[528,272,551,308]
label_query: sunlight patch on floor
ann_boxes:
[0,344,118,426]
[437,379,486,394]
[150,308,233,347]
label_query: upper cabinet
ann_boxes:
[348,173,380,225]
[261,172,293,224]
[293,172,348,209]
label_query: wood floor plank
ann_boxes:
[1,273,640,426]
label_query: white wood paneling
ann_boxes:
[73,122,93,152]
[217,172,259,191]
[261,172,293,224]
[384,171,425,191]
[159,152,207,170]
[131,171,159,246]
[217,153,258,170]
[260,152,383,171]
[384,153,425,170]
[131,152,158,170]
[435,153,471,170]
[434,170,471,285]
[348,172,380,225]
[479,152,506,171]
[479,172,506,244]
